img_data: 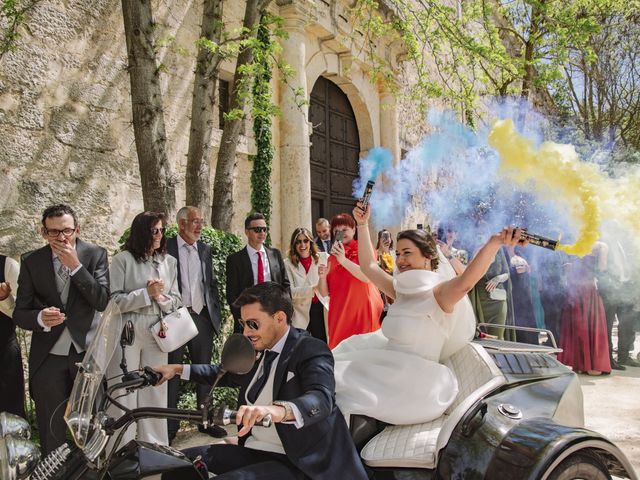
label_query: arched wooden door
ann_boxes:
[309,77,361,221]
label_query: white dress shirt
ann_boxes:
[246,244,272,284]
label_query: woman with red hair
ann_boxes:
[317,213,383,348]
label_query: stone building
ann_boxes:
[0,0,425,256]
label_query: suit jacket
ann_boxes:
[314,237,332,253]
[226,246,290,321]
[13,239,110,377]
[166,236,222,334]
[190,328,368,480]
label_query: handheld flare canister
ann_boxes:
[517,230,559,251]
[360,181,375,210]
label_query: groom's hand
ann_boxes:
[236,405,285,436]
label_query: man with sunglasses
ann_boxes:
[13,204,110,454]
[154,282,369,480]
[226,213,290,332]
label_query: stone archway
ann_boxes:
[309,76,361,221]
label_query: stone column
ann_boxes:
[379,88,400,164]
[278,7,311,245]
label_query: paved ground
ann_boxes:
[174,349,640,477]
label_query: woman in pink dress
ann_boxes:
[557,243,611,375]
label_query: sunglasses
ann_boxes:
[248,226,268,233]
[150,227,166,235]
[295,238,310,245]
[239,319,260,331]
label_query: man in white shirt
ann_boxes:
[14,204,110,454]
[166,206,223,442]
[226,213,290,332]
[314,217,332,253]
[154,282,368,480]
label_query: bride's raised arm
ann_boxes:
[434,226,526,313]
[353,202,396,300]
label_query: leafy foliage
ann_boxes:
[0,0,40,57]
[250,13,277,245]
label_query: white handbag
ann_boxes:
[149,306,199,353]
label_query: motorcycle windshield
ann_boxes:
[64,301,123,449]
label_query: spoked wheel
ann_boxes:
[548,453,611,480]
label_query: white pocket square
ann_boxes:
[286,371,295,382]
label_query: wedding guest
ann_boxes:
[108,211,181,446]
[314,218,332,253]
[284,227,327,342]
[376,229,395,322]
[316,213,382,348]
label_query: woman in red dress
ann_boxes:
[317,213,383,349]
[557,242,611,375]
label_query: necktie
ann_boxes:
[188,245,204,314]
[324,240,330,252]
[257,251,265,284]
[56,260,70,285]
[247,350,279,403]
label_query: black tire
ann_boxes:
[548,453,611,480]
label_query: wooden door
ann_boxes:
[309,77,361,221]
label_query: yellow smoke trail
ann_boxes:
[488,119,604,257]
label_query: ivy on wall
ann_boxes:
[250,13,279,245]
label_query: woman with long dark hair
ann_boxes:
[284,227,327,341]
[108,211,181,446]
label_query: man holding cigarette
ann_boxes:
[14,204,110,454]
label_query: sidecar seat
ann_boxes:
[360,342,506,469]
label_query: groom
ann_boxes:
[154,282,368,479]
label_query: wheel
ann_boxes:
[547,453,611,480]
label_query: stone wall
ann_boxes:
[0,0,434,259]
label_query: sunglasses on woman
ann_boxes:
[295,238,310,245]
[150,227,166,235]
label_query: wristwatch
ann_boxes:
[272,400,293,421]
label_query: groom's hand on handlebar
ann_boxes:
[151,364,183,386]
[236,405,285,437]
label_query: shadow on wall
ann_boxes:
[0,0,201,256]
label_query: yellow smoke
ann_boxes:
[488,119,603,257]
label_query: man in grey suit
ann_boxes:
[226,213,290,333]
[166,206,223,442]
[314,217,332,253]
[14,204,110,454]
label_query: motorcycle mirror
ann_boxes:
[120,320,135,347]
[220,334,255,375]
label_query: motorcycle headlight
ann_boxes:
[0,435,41,480]
[0,413,31,440]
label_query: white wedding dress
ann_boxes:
[333,268,476,425]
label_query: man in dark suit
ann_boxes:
[14,204,109,454]
[314,217,332,253]
[166,206,223,442]
[154,282,369,479]
[226,213,290,332]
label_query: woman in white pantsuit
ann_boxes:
[108,211,181,446]
[284,227,328,342]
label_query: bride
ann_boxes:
[327,202,526,425]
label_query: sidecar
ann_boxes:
[351,336,637,479]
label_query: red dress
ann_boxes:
[326,240,383,349]
[557,254,610,373]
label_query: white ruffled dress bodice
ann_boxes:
[333,268,475,425]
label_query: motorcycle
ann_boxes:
[0,302,266,480]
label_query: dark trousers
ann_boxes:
[167,308,215,439]
[30,347,84,455]
[0,335,25,417]
[601,291,636,362]
[307,302,326,343]
[179,443,305,480]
